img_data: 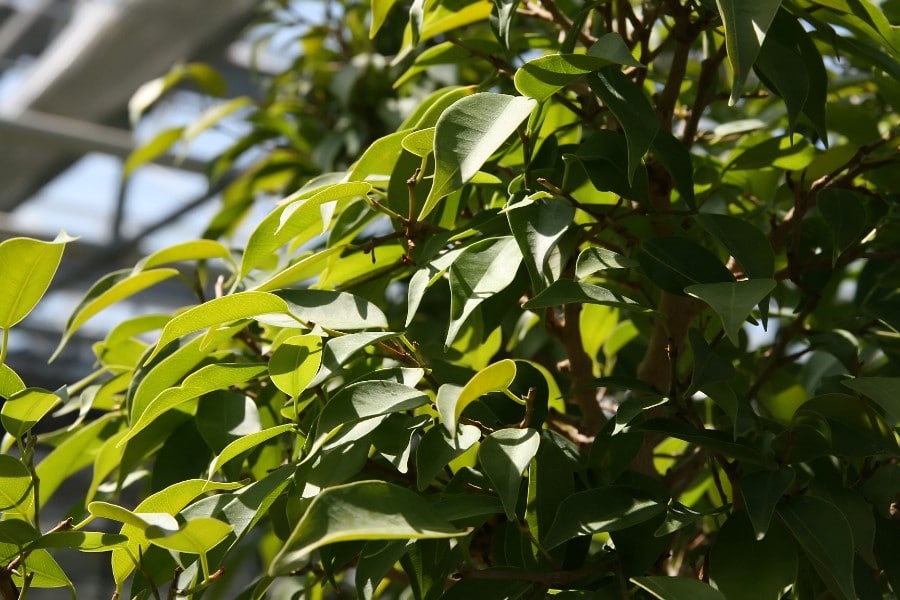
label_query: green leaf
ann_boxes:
[146,517,233,555]
[507,196,574,292]
[422,93,536,219]
[440,360,517,435]
[11,549,74,593]
[687,329,737,395]
[639,418,770,464]
[0,519,39,546]
[778,495,857,600]
[514,54,608,102]
[416,423,481,491]
[0,363,25,399]
[269,481,464,575]
[0,455,32,513]
[124,127,184,175]
[148,292,293,361]
[637,237,734,295]
[208,424,295,477]
[685,279,776,345]
[183,96,252,143]
[729,134,816,171]
[269,335,323,397]
[26,532,129,553]
[356,541,410,600]
[588,33,644,68]
[653,501,730,537]
[1,387,62,437]
[710,513,797,600]
[252,245,346,292]
[136,239,236,272]
[572,130,650,201]
[696,214,774,279]
[542,487,666,549]
[0,234,70,330]
[129,63,225,124]
[632,576,726,600]
[741,467,796,540]
[478,428,540,519]
[842,377,900,425]
[575,247,638,277]
[309,331,400,387]
[397,0,493,59]
[274,289,389,330]
[447,237,522,346]
[523,280,642,311]
[587,67,659,182]
[53,268,180,361]
[122,363,268,444]
[817,188,868,257]
[370,0,397,36]
[651,130,697,210]
[715,0,783,103]
[401,128,435,157]
[314,381,429,444]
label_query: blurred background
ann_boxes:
[0,0,280,388]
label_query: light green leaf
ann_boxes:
[148,292,293,361]
[507,196,574,292]
[270,335,323,397]
[128,63,225,125]
[632,576,726,600]
[252,245,346,292]
[422,93,536,219]
[26,532,129,553]
[88,501,176,532]
[587,68,659,182]
[479,428,540,519]
[777,495,856,600]
[685,279,777,345]
[397,0,493,59]
[345,129,411,182]
[542,487,665,549]
[588,33,644,68]
[842,377,900,425]
[447,237,522,347]
[400,85,476,129]
[11,549,74,593]
[440,360,517,435]
[269,481,464,575]
[741,468,795,540]
[122,363,268,444]
[183,96,252,143]
[53,268,180,361]
[0,364,25,399]
[514,54,607,102]
[136,239,236,273]
[729,134,816,171]
[401,127,435,157]
[124,126,184,175]
[146,517,233,555]
[817,188,868,257]
[637,237,734,295]
[416,423,481,491]
[370,0,397,37]
[1,387,62,437]
[274,289,388,330]
[575,247,638,277]
[523,280,642,311]
[715,0,783,104]
[208,424,295,477]
[240,181,371,279]
[0,455,32,513]
[710,513,797,600]
[0,234,70,329]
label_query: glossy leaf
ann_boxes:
[146,517,233,554]
[0,233,70,329]
[685,279,776,345]
[269,334,323,397]
[269,481,464,575]
[507,196,574,292]
[416,423,481,491]
[587,67,659,182]
[778,495,856,600]
[274,289,388,330]
[401,127,435,157]
[632,576,726,600]
[1,387,61,437]
[308,331,400,387]
[715,0,783,103]
[447,237,522,346]
[441,360,517,435]
[148,292,293,361]
[422,93,536,219]
[523,280,642,311]
[208,424,295,477]
[542,487,665,549]
[479,428,540,519]
[53,268,180,361]
[314,380,429,444]
[515,54,609,102]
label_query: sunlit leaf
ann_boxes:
[269,335,323,397]
[208,424,295,477]
[0,233,71,330]
[146,517,233,555]
[1,387,62,437]
[439,360,516,435]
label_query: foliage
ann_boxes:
[2,0,900,598]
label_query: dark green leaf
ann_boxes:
[523,280,642,310]
[632,576,726,600]
[740,467,795,540]
[478,428,540,519]
[715,0,783,103]
[637,237,734,295]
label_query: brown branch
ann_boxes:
[682,43,727,147]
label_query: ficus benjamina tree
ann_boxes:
[1,0,899,597]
